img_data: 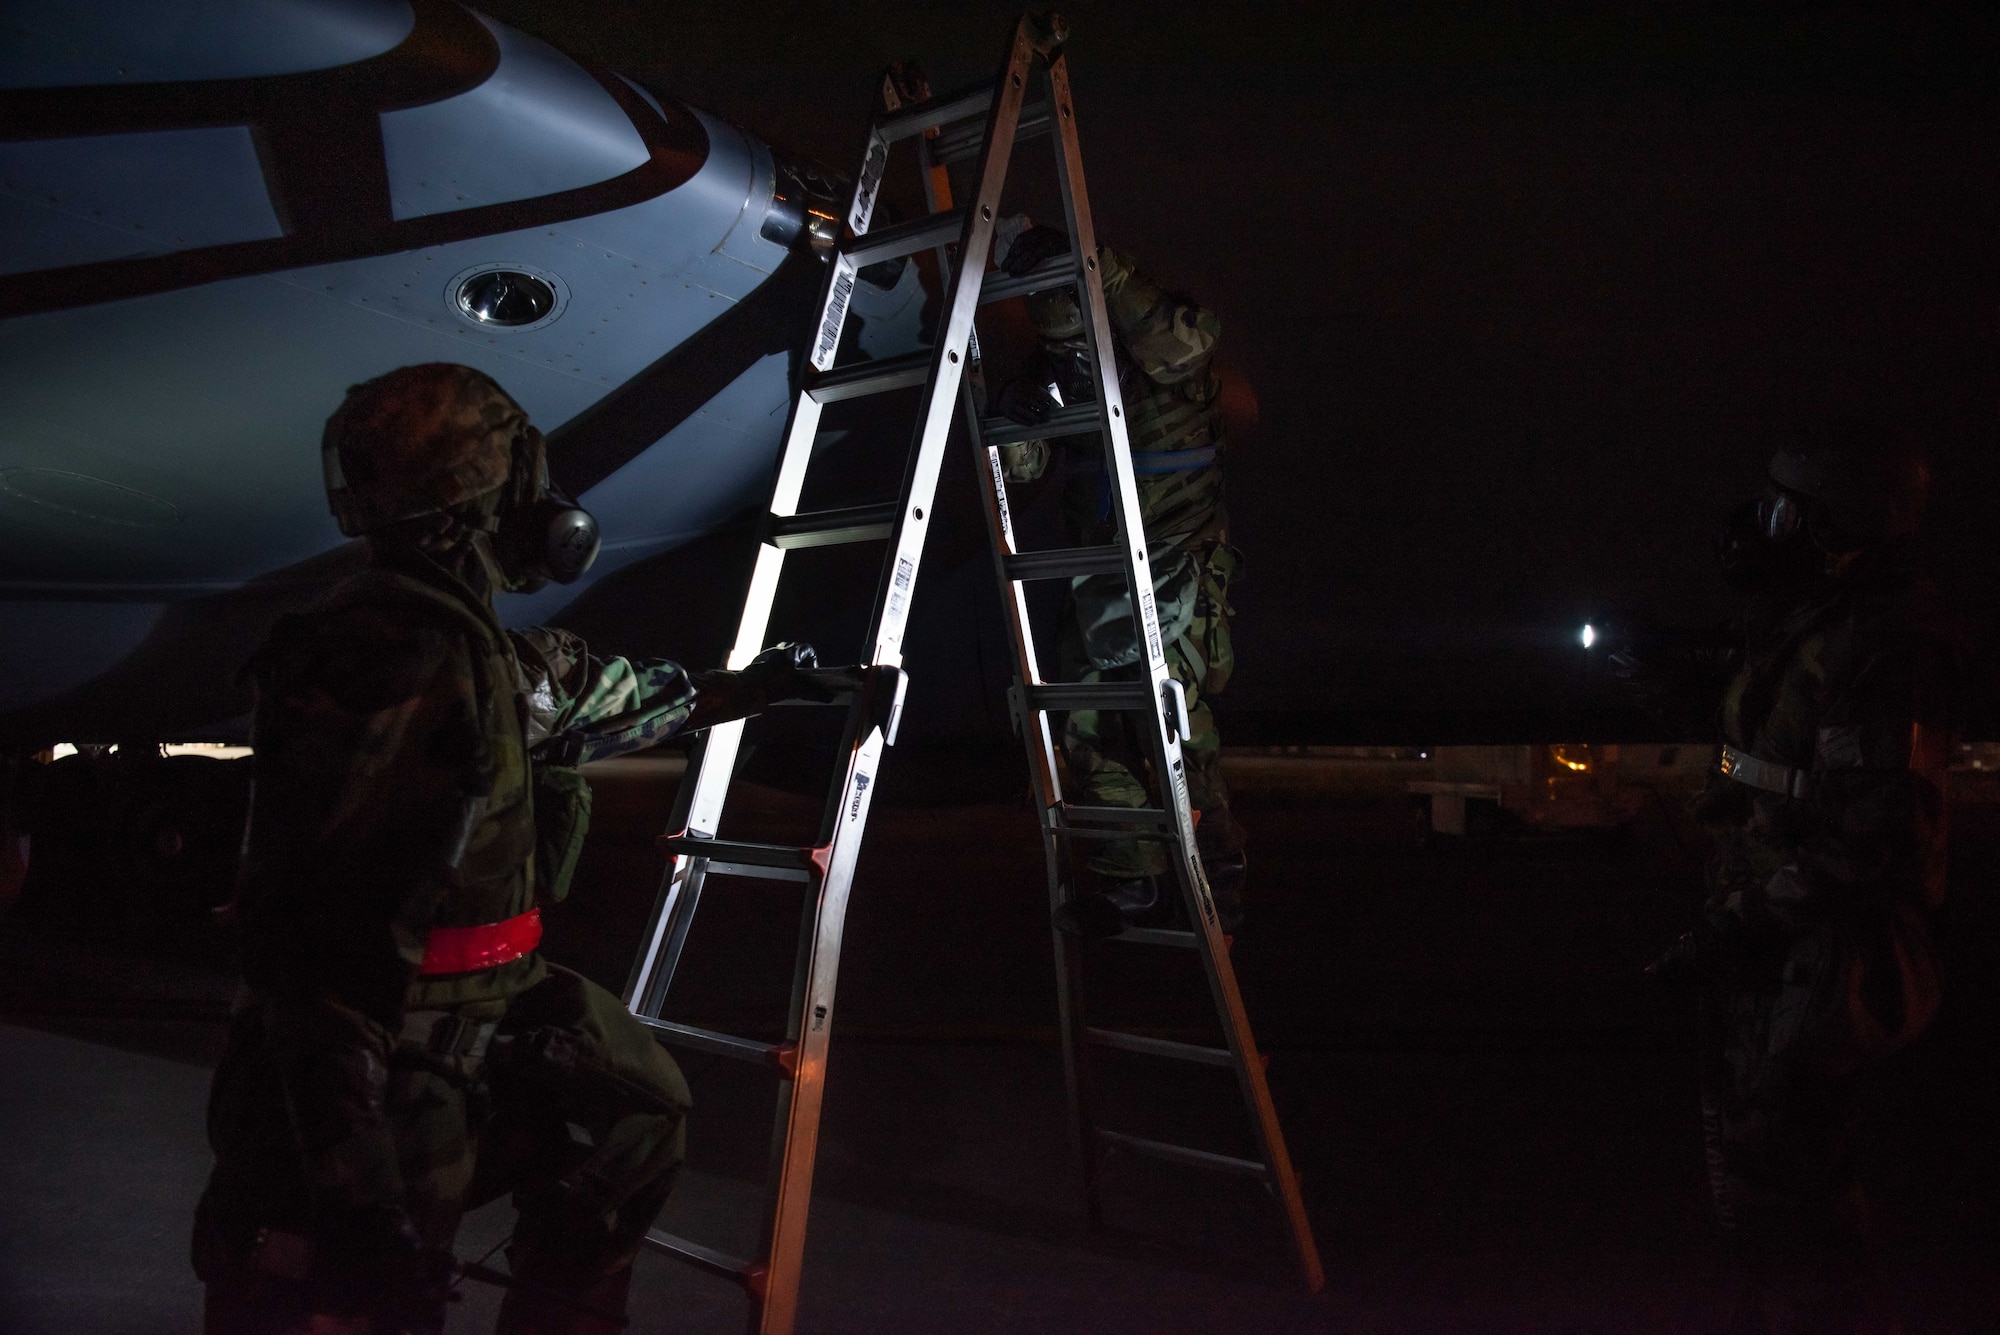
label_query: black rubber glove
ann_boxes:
[739,642,835,703]
[1645,920,1728,983]
[994,378,1057,426]
[1000,223,1072,277]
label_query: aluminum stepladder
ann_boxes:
[621,13,1320,1330]
[932,25,1328,1298]
[620,16,1067,1334]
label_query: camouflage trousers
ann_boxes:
[195,962,689,1333]
[1060,621,1232,880]
[1700,930,1867,1247]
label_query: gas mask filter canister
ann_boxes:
[493,426,600,592]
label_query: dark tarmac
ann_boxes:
[3,750,1998,1332]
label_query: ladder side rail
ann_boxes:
[697,74,895,831]
[1008,55,1153,1231]
[959,224,1108,1221]
[924,95,1064,810]
[972,439,1062,802]
[858,22,1037,676]
[1044,50,1326,1294]
[757,26,1045,1330]
[934,65,1108,1218]
[629,854,709,1020]
[628,102,886,1017]
[755,673,898,1334]
[624,730,710,1012]
[625,351,826,1015]
[1039,53,1205,924]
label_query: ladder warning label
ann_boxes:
[887,554,916,621]
[987,450,1013,532]
[814,265,856,370]
[851,141,888,232]
[1139,585,1163,663]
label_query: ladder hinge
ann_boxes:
[867,664,910,745]
[1028,11,1069,55]
[1161,678,1190,743]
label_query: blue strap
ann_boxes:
[1130,445,1219,474]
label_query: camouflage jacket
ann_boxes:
[999,248,1231,670]
[227,542,765,1224]
[1698,547,1962,1060]
[999,246,1228,556]
[235,546,698,1026]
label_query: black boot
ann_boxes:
[1057,877,1159,938]
[494,1253,634,1335]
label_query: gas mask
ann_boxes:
[490,425,600,593]
[1714,486,1819,595]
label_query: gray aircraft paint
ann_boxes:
[0,0,926,727]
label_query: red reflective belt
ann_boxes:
[418,908,542,976]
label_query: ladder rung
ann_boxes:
[642,1228,763,1289]
[1085,1027,1236,1067]
[660,835,821,875]
[1004,544,1126,581]
[1051,825,1173,845]
[934,101,1053,165]
[980,402,1103,447]
[1029,681,1151,713]
[980,254,1080,305]
[844,208,965,268]
[1059,803,1174,828]
[1095,1128,1271,1180]
[806,350,932,403]
[768,502,899,549]
[634,1016,795,1070]
[1111,926,1199,949]
[877,84,994,143]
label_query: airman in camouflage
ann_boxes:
[993,224,1246,932]
[1648,419,1963,1270]
[193,364,823,1334]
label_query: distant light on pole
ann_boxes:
[1580,624,1597,649]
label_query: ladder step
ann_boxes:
[659,834,821,878]
[844,208,965,268]
[1095,1128,1271,1180]
[979,254,1080,305]
[1085,1027,1237,1067]
[1052,825,1174,845]
[1110,926,1200,949]
[642,1228,764,1290]
[1004,544,1126,581]
[877,84,994,143]
[768,502,900,549]
[634,1016,796,1072]
[934,100,1053,165]
[806,349,933,403]
[1061,803,1173,827]
[1028,681,1151,713]
[980,401,1103,447]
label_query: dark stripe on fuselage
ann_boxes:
[0,2,709,318]
[549,251,825,496]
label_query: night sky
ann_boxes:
[491,2,2000,741]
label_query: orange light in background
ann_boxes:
[1549,744,1592,773]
